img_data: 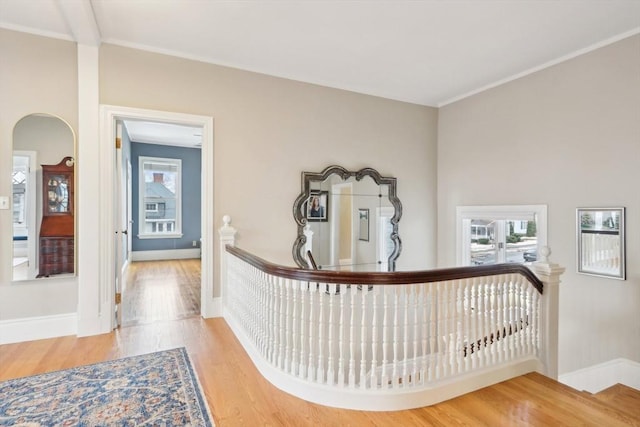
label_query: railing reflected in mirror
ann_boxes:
[12,114,75,281]
[292,165,401,272]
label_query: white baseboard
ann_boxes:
[203,297,222,318]
[559,358,640,392]
[131,248,201,261]
[0,313,77,345]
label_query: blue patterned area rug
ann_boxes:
[0,347,214,426]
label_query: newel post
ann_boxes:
[218,215,237,316]
[531,246,565,379]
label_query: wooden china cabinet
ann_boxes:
[38,156,74,278]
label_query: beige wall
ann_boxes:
[437,35,640,374]
[100,44,438,274]
[0,31,438,321]
[0,29,78,319]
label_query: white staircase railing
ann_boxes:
[218,217,564,411]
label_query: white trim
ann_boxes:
[57,0,102,46]
[0,313,77,345]
[439,28,640,107]
[98,105,214,333]
[137,233,183,239]
[206,297,223,318]
[131,248,201,261]
[559,358,640,393]
[77,43,103,336]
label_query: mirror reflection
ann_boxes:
[293,166,402,272]
[12,114,75,281]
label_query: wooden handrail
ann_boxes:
[225,245,543,294]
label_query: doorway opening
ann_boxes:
[116,119,203,327]
[100,105,214,331]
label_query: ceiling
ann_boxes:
[122,120,203,148]
[2,0,639,145]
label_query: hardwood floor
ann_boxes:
[1,317,638,426]
[121,259,201,327]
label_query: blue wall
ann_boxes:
[131,142,202,252]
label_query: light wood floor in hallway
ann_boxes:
[1,317,638,426]
[121,259,201,327]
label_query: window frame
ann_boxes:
[138,156,183,239]
[456,205,547,266]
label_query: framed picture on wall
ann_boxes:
[306,191,328,222]
[576,207,625,280]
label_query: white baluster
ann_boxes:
[509,279,516,361]
[517,276,526,358]
[450,280,459,375]
[300,280,309,379]
[495,277,504,364]
[291,279,299,375]
[327,283,336,386]
[347,285,356,388]
[271,275,278,365]
[307,283,316,381]
[277,277,284,368]
[419,283,427,384]
[488,278,497,367]
[462,278,471,372]
[428,282,437,381]
[480,278,488,368]
[524,285,533,356]
[402,286,410,386]
[440,281,449,378]
[370,285,379,389]
[471,278,479,369]
[412,283,419,385]
[261,269,269,356]
[268,275,276,364]
[286,278,293,371]
[317,283,326,384]
[420,283,428,384]
[392,286,400,388]
[360,285,369,389]
[454,279,463,374]
[381,286,390,387]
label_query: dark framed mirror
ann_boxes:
[293,165,402,271]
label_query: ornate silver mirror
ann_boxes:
[293,165,402,271]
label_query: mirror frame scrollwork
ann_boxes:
[292,165,402,271]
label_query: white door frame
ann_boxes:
[330,182,353,269]
[98,105,214,331]
[12,150,38,280]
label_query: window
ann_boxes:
[456,205,547,266]
[138,156,182,239]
